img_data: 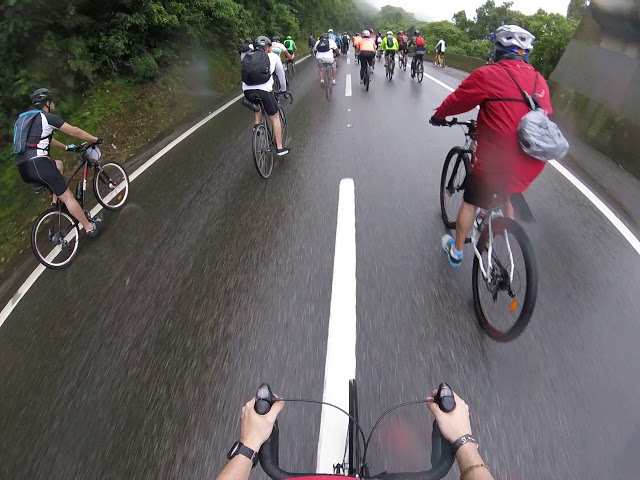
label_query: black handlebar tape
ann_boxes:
[436,383,456,413]
[255,383,276,415]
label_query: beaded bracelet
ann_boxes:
[460,463,490,480]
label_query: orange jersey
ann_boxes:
[353,36,362,48]
[359,37,376,52]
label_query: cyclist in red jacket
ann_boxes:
[430,25,553,267]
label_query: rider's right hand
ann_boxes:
[239,397,285,452]
[426,390,472,444]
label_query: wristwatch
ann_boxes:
[451,434,478,454]
[227,441,259,467]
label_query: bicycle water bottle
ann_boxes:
[75,183,82,201]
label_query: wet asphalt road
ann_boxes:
[1,55,640,480]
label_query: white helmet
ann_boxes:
[386,31,393,36]
[328,29,333,33]
[362,30,370,37]
[490,25,535,50]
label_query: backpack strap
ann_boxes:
[483,63,540,110]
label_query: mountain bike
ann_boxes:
[286,58,296,76]
[321,62,334,102]
[438,118,538,342]
[385,53,395,81]
[243,92,293,179]
[362,60,373,92]
[411,51,425,83]
[434,52,446,68]
[398,50,407,71]
[31,142,129,269]
[254,382,456,479]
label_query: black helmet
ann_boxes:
[254,35,272,49]
[272,35,280,42]
[30,88,54,107]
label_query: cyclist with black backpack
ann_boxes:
[241,36,290,157]
[13,88,102,236]
[313,33,339,87]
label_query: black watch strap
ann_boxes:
[227,441,259,467]
[451,434,478,454]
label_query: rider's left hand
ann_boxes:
[429,115,447,126]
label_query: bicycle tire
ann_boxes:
[472,217,538,342]
[388,61,394,81]
[440,148,471,229]
[278,105,287,145]
[348,379,360,476]
[252,123,272,179]
[365,68,370,92]
[417,61,424,83]
[31,207,80,269]
[93,162,129,210]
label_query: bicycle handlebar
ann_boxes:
[275,92,294,104]
[254,383,456,480]
[440,118,476,127]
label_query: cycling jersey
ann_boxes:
[380,36,399,51]
[435,39,446,53]
[270,42,287,57]
[434,60,553,193]
[358,38,376,52]
[283,39,296,51]
[14,111,64,165]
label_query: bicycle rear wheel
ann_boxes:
[440,148,471,229]
[417,61,424,83]
[31,207,80,269]
[347,379,360,476]
[364,67,370,91]
[252,123,273,178]
[94,162,129,210]
[472,217,538,342]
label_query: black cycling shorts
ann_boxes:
[18,156,68,196]
[244,89,279,117]
[463,174,506,210]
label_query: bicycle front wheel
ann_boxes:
[440,148,471,229]
[94,162,129,210]
[252,123,273,178]
[472,217,538,342]
[32,208,80,269]
[347,379,361,476]
[278,105,287,145]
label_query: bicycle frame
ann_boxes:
[470,210,515,284]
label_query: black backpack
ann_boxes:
[241,51,272,86]
[316,37,331,52]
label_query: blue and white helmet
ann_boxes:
[490,25,535,52]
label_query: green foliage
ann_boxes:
[566,0,588,22]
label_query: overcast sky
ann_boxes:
[364,0,570,22]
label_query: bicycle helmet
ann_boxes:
[30,88,54,107]
[286,35,292,40]
[362,30,370,37]
[490,25,535,51]
[254,35,272,49]
[386,31,393,36]
[328,29,334,33]
[272,35,280,42]
[415,29,421,35]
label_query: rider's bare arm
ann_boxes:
[427,391,495,480]
[51,138,67,150]
[59,123,99,143]
[213,398,284,480]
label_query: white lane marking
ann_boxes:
[549,160,640,255]
[345,74,352,97]
[347,58,351,65]
[0,58,313,328]
[424,74,640,256]
[317,178,357,473]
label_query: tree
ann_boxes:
[468,0,519,39]
[566,0,588,22]
[452,10,472,35]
